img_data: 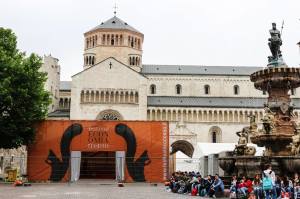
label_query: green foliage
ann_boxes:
[0,27,51,149]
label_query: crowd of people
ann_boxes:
[166,164,300,199]
[166,171,224,197]
[229,164,300,199]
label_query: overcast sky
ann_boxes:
[1,0,300,80]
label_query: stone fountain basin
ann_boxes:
[219,156,300,176]
[250,133,292,147]
[250,67,300,90]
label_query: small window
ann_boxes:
[131,40,134,47]
[212,132,217,143]
[263,90,266,95]
[204,85,210,95]
[150,84,156,94]
[92,56,95,65]
[234,85,239,95]
[85,56,88,65]
[176,84,182,95]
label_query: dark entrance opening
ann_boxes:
[80,151,115,179]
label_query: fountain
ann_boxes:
[219,23,300,177]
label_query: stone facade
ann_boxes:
[70,57,147,120]
[48,15,300,157]
[0,146,27,179]
[39,55,60,113]
[83,16,143,72]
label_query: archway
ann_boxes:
[170,140,194,158]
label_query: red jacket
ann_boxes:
[245,180,253,193]
[238,180,253,193]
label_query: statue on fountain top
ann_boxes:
[268,23,286,67]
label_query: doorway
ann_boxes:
[80,151,115,179]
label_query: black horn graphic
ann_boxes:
[115,123,150,182]
[45,123,83,181]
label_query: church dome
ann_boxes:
[86,16,142,34]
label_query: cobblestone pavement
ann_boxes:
[0,182,194,199]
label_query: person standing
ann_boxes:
[293,173,300,199]
[263,164,276,199]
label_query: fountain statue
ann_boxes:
[219,23,300,177]
[267,23,286,67]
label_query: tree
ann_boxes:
[0,27,51,149]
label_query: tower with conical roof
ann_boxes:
[83,14,144,72]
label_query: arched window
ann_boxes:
[96,109,123,120]
[150,84,156,94]
[111,38,114,45]
[120,35,123,45]
[85,56,88,65]
[135,57,138,66]
[138,39,141,49]
[116,35,119,45]
[131,39,134,48]
[86,39,89,48]
[234,85,239,95]
[212,132,217,143]
[209,126,221,143]
[107,35,110,45]
[102,34,105,45]
[176,84,182,95]
[204,85,210,95]
[91,56,95,65]
[88,56,91,65]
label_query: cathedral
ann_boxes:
[1,14,300,178]
[46,14,300,156]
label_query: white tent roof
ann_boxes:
[175,142,265,159]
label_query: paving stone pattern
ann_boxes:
[0,183,194,199]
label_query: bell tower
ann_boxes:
[83,14,144,72]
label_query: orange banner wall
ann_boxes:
[27,120,169,182]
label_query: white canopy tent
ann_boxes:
[175,142,265,172]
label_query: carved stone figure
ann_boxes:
[262,104,276,134]
[289,125,300,155]
[268,23,282,61]
[234,128,256,156]
[248,114,258,134]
